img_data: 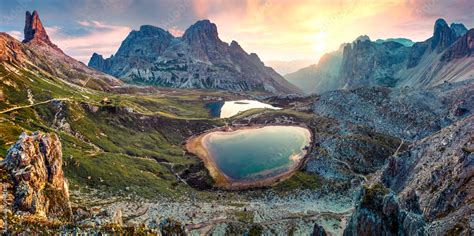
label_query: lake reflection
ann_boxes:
[218,100,281,118]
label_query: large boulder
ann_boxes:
[1,132,72,220]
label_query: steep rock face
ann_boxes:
[88,20,300,94]
[450,23,468,37]
[23,10,62,52]
[1,132,72,220]
[344,115,473,235]
[381,115,473,225]
[88,53,109,72]
[431,19,458,53]
[340,37,410,88]
[379,19,473,88]
[441,29,474,62]
[0,33,30,64]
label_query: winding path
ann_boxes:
[0,98,71,114]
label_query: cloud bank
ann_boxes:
[0,0,472,63]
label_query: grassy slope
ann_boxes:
[0,63,227,199]
[0,60,326,201]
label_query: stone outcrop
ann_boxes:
[88,20,300,94]
[0,132,72,220]
[340,19,472,89]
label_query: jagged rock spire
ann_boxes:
[23,10,62,52]
[431,18,457,52]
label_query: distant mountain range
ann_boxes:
[286,19,474,94]
[88,20,301,94]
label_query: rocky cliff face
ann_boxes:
[441,29,474,62]
[430,19,460,53]
[88,20,300,94]
[344,114,473,235]
[406,19,466,68]
[340,36,411,88]
[0,132,72,220]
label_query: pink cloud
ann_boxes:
[168,27,184,37]
[188,0,473,62]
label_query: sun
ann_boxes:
[312,42,327,52]
[311,32,327,52]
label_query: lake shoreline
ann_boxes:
[185,124,312,190]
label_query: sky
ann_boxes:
[0,0,473,64]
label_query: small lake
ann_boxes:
[207,100,281,118]
[187,125,311,188]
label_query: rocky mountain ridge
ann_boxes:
[1,10,123,92]
[88,20,300,94]
[286,19,473,94]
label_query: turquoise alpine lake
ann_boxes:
[204,126,311,182]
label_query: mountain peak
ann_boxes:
[230,40,241,48]
[431,18,457,51]
[137,25,173,38]
[434,18,448,28]
[183,19,219,42]
[23,10,61,52]
[450,23,468,37]
[354,35,371,43]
